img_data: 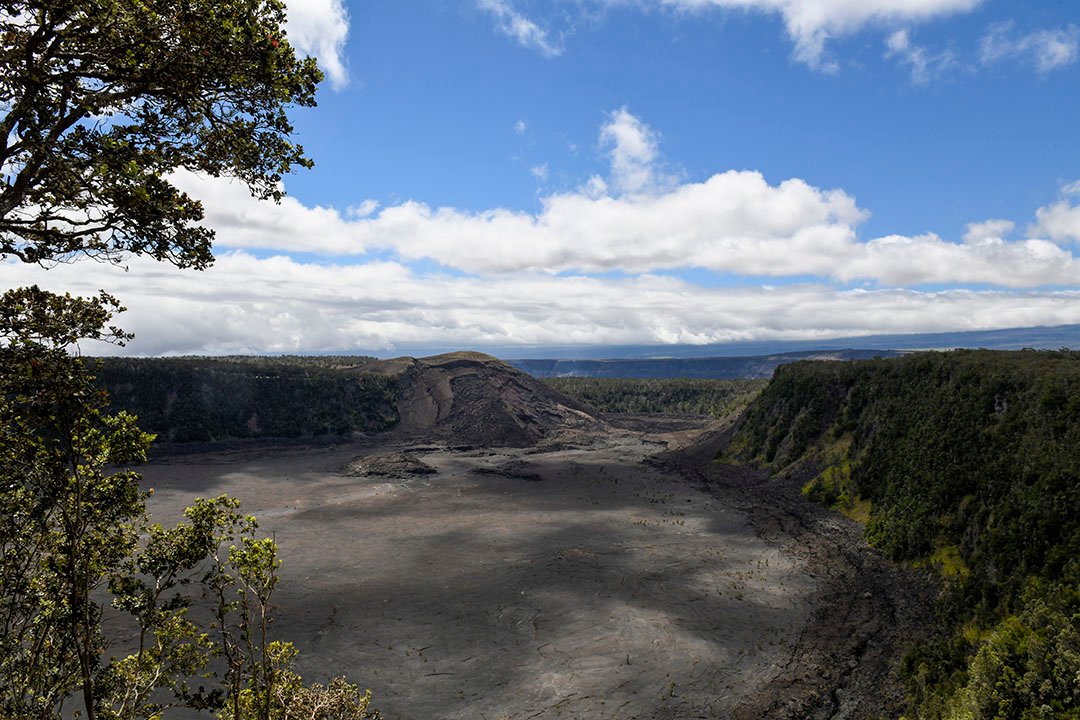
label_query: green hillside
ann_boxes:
[96,356,400,442]
[724,350,1080,718]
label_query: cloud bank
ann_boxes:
[172,112,1080,289]
[6,111,1080,355]
[7,254,1080,356]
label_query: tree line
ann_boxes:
[544,377,767,418]
[97,357,400,443]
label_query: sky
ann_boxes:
[6,0,1080,356]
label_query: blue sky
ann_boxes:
[8,0,1080,355]
[294,0,1079,242]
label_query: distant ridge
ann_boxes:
[510,349,898,380]
[384,323,1080,361]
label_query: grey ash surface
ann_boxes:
[140,417,932,720]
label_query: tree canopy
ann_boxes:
[0,0,321,269]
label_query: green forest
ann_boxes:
[725,350,1080,718]
[544,377,767,417]
[96,357,400,443]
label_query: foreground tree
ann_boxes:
[1,0,320,268]
[1,2,378,718]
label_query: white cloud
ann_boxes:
[349,199,380,218]
[980,22,1080,72]
[6,253,1080,356]
[515,119,528,135]
[654,0,982,69]
[884,29,955,84]
[284,0,350,89]
[178,165,1080,288]
[1029,182,1080,244]
[844,233,1077,287]
[964,219,1014,244]
[477,0,563,57]
[181,166,868,276]
[582,175,608,198]
[168,107,1080,289]
[599,108,669,195]
[171,170,368,255]
[1032,198,1080,245]
[9,102,1080,354]
[530,164,549,182]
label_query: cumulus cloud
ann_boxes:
[170,170,368,255]
[163,103,1080,289]
[174,152,1080,287]
[845,233,1077,287]
[10,99,1080,355]
[655,0,982,69]
[6,253,1080,356]
[383,172,869,275]
[980,22,1080,72]
[477,0,563,57]
[1031,185,1080,244]
[599,108,672,194]
[964,219,1015,244]
[179,165,868,276]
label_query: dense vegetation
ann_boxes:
[96,357,400,443]
[725,350,1080,718]
[544,377,766,418]
[0,0,387,714]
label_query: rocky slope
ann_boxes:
[363,352,601,447]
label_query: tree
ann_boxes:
[0,2,378,718]
[1,0,320,268]
[0,287,146,718]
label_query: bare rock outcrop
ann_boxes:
[365,352,601,447]
[342,452,437,478]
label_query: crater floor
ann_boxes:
[141,426,819,720]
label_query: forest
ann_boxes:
[96,356,400,443]
[725,350,1080,718]
[544,377,767,417]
